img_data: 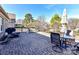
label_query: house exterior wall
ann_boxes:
[0,6,9,33]
[0,5,16,33]
[0,17,2,32]
[0,13,9,32]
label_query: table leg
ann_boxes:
[65,38,67,49]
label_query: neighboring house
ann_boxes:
[16,19,23,25]
[7,13,16,27]
[15,19,23,32]
[0,5,9,33]
[15,19,23,27]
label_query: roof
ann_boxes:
[0,5,9,19]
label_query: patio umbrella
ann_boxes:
[61,8,68,24]
[60,8,68,33]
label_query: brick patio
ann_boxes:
[0,32,78,55]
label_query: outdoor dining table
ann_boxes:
[60,35,75,49]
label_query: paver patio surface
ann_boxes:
[0,32,78,55]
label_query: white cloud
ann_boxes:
[45,4,56,10]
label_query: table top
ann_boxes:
[61,35,75,39]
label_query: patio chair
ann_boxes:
[5,27,19,38]
[64,30,75,46]
[66,30,71,36]
[0,32,7,41]
[50,32,63,53]
[0,28,19,44]
[51,32,61,45]
[0,32,9,44]
[5,27,16,34]
[71,43,79,55]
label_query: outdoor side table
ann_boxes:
[61,35,75,49]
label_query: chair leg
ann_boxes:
[52,43,63,53]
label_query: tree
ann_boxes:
[68,18,79,30]
[36,16,49,31]
[27,16,50,32]
[50,14,61,32]
[23,13,33,27]
[37,15,46,22]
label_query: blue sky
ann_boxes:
[1,4,79,23]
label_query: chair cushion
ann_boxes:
[5,27,16,34]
